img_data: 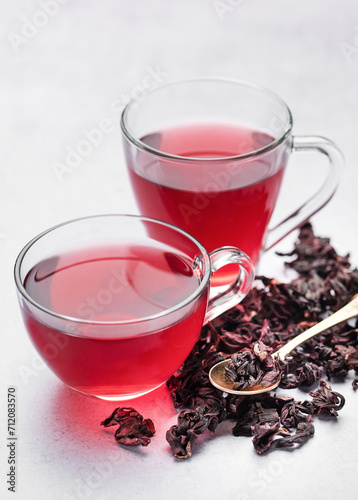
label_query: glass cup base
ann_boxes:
[70,382,165,401]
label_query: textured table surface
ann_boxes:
[1,1,358,499]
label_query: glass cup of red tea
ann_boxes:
[14,214,254,400]
[121,77,343,287]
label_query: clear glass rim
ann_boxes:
[120,76,293,162]
[14,214,211,326]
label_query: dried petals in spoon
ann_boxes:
[209,294,358,396]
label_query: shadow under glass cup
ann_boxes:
[121,77,343,287]
[14,214,254,400]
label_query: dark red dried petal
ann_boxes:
[309,380,345,416]
[101,407,155,447]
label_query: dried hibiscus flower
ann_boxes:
[224,324,283,391]
[166,223,356,458]
[309,380,345,417]
[101,407,155,447]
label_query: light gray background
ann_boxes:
[1,1,358,499]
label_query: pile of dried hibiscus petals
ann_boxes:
[103,223,358,458]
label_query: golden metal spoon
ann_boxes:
[209,294,358,396]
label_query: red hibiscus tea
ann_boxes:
[122,78,342,288]
[14,215,255,400]
[20,240,207,400]
[126,122,287,282]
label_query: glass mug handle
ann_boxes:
[204,247,255,323]
[264,136,344,251]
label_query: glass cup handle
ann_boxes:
[204,247,255,323]
[264,136,344,251]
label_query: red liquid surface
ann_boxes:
[128,123,286,281]
[22,242,207,399]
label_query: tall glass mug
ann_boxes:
[121,78,343,287]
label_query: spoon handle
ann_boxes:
[274,294,358,361]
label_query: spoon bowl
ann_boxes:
[209,294,358,396]
[209,358,281,394]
